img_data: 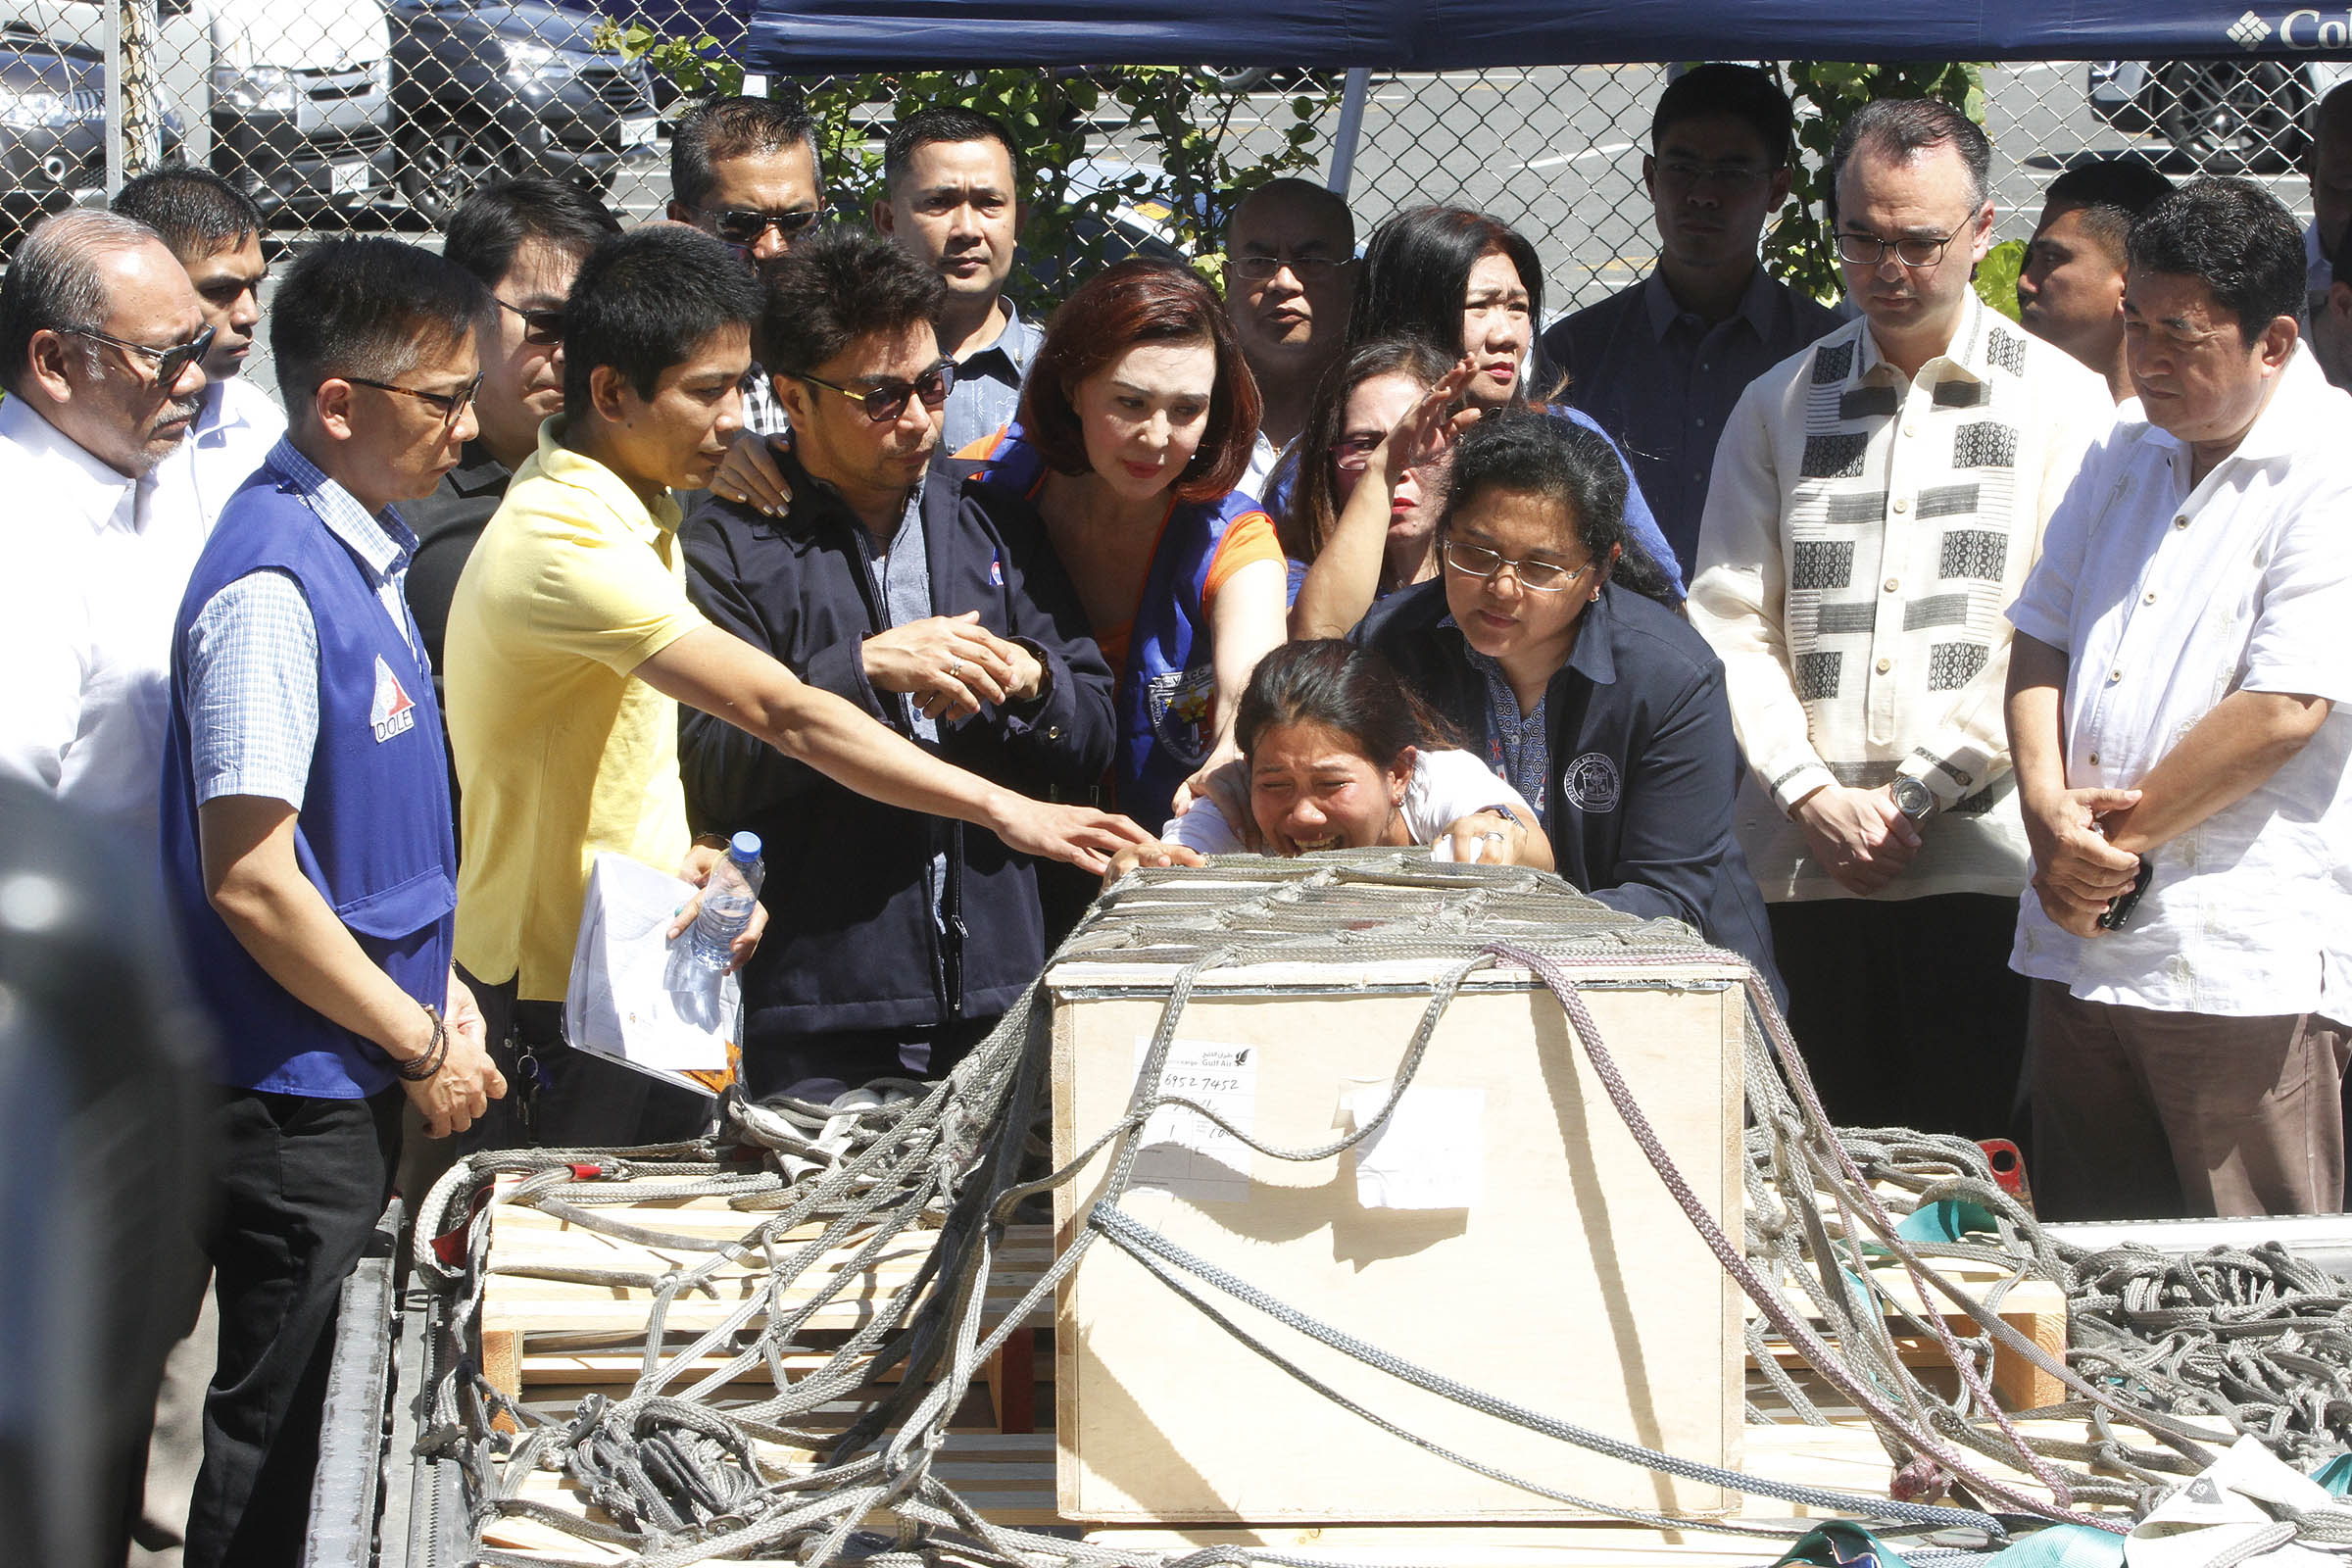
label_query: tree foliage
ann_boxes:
[592,38,1339,310]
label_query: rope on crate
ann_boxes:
[415,851,2352,1567]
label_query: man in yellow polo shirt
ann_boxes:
[444,226,1147,1147]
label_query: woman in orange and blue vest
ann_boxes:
[958,258,1289,837]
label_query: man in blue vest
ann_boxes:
[159,236,507,1568]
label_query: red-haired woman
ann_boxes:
[960,259,1288,835]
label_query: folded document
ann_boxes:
[564,852,738,1097]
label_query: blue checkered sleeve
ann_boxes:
[184,568,320,808]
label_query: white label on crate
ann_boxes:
[1130,1035,1257,1202]
[1340,1081,1484,1211]
[621,114,660,148]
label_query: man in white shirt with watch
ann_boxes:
[2006,177,2352,1221]
[1690,98,2108,1143]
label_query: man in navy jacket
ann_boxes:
[681,228,1114,1102]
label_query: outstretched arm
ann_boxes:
[639,625,1152,874]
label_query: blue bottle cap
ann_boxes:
[728,830,761,863]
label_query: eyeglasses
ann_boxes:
[65,321,216,387]
[497,297,564,347]
[1441,538,1592,594]
[700,206,827,248]
[1835,227,1965,270]
[346,371,483,429]
[1654,158,1776,192]
[796,359,956,423]
[1231,252,1348,281]
[1330,432,1387,473]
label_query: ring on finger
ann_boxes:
[948,658,964,677]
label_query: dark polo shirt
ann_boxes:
[1543,266,1841,584]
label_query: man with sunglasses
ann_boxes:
[680,226,1114,1103]
[409,179,622,694]
[1539,66,1840,584]
[668,95,828,438]
[158,235,506,1568]
[446,226,1144,1149]
[1223,176,1356,500]
[0,211,213,844]
[115,168,289,531]
[1689,98,2110,1147]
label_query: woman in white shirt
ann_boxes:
[1104,639,1552,877]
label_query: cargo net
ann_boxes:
[414,852,2352,1566]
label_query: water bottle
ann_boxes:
[687,832,764,970]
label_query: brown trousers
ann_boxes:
[2027,979,2348,1220]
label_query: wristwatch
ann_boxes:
[1889,775,1938,824]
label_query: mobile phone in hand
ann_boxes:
[2096,859,2154,932]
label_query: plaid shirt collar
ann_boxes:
[262,435,417,587]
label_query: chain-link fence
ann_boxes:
[15,12,2340,309]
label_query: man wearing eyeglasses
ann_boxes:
[679,226,1114,1102]
[1689,98,2110,1146]
[0,211,214,845]
[408,179,622,695]
[158,235,506,1568]
[1539,66,1840,585]
[1223,176,1356,501]
[115,168,289,532]
[668,95,828,438]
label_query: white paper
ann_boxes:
[1130,1036,1258,1201]
[565,853,735,1079]
[1341,1081,1484,1210]
[2128,1437,2341,1568]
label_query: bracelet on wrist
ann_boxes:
[393,1003,448,1082]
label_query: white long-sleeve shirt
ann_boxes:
[1688,293,2111,902]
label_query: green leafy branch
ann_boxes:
[598,44,1339,312]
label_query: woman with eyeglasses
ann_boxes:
[958,259,1289,837]
[1102,639,1554,879]
[1340,206,1685,606]
[1355,409,1783,996]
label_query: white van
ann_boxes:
[2,0,392,213]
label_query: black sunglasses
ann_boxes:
[796,359,956,423]
[497,297,564,347]
[66,321,216,386]
[346,371,484,429]
[702,206,827,248]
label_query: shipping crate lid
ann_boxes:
[1047,852,1755,994]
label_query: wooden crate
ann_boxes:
[1048,955,1750,1525]
[476,1177,1054,1431]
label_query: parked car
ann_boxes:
[387,0,657,225]
[2087,59,2344,172]
[0,0,395,218]
[0,25,183,249]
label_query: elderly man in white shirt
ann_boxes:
[0,212,212,839]
[2007,177,2352,1222]
[1690,97,2110,1144]
[116,167,286,524]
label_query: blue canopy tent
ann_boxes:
[744,0,2322,72]
[742,0,2332,193]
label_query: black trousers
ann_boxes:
[741,1014,998,1104]
[456,964,712,1152]
[1766,893,2030,1145]
[186,1087,401,1568]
